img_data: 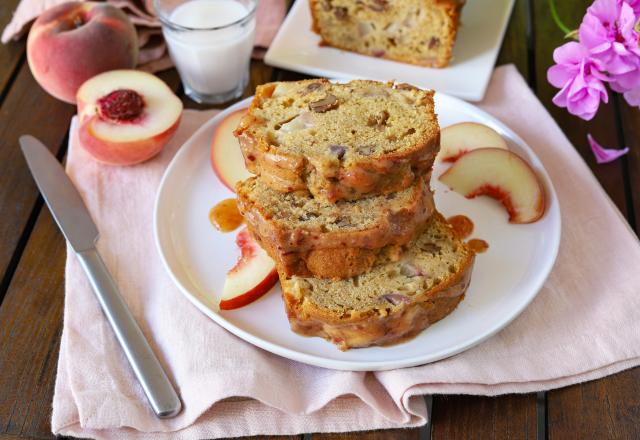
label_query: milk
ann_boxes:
[161,0,256,103]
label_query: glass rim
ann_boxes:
[153,0,257,32]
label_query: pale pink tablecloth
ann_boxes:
[52,64,640,439]
[1,0,286,71]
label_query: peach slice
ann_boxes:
[76,70,183,166]
[220,228,278,310]
[439,148,545,224]
[210,109,252,191]
[438,122,508,162]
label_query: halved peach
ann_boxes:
[76,70,183,165]
[439,148,545,224]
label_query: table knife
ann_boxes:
[20,135,182,419]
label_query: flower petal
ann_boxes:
[623,86,640,106]
[547,64,574,88]
[588,134,629,164]
[588,0,620,23]
[553,41,588,65]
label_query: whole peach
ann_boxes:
[27,1,138,104]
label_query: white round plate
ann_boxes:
[154,94,561,371]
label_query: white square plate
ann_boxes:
[265,0,515,101]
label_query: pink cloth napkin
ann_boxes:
[1,0,286,71]
[52,64,640,439]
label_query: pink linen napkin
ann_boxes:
[52,64,640,439]
[1,0,286,70]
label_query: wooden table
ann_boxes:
[1,1,639,439]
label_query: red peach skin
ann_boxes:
[78,116,181,166]
[27,2,137,103]
[219,269,278,310]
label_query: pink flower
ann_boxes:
[588,134,629,163]
[580,0,640,91]
[547,42,609,120]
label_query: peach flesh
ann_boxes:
[467,184,519,222]
[439,148,545,224]
[220,229,279,310]
[219,270,278,310]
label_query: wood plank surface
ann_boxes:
[222,437,300,440]
[0,0,25,100]
[496,0,530,82]
[311,430,421,439]
[618,103,640,231]
[431,394,537,440]
[0,209,64,438]
[0,64,75,294]
[547,371,640,440]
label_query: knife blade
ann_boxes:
[20,136,98,252]
[20,135,182,419]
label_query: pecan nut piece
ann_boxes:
[309,94,339,112]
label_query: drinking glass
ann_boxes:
[155,0,257,104]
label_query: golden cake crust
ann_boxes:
[234,79,439,202]
[284,268,471,350]
[237,175,435,279]
[279,213,475,350]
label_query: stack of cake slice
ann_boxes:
[234,79,474,350]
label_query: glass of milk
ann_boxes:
[155,0,257,104]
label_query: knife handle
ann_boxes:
[77,248,182,418]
